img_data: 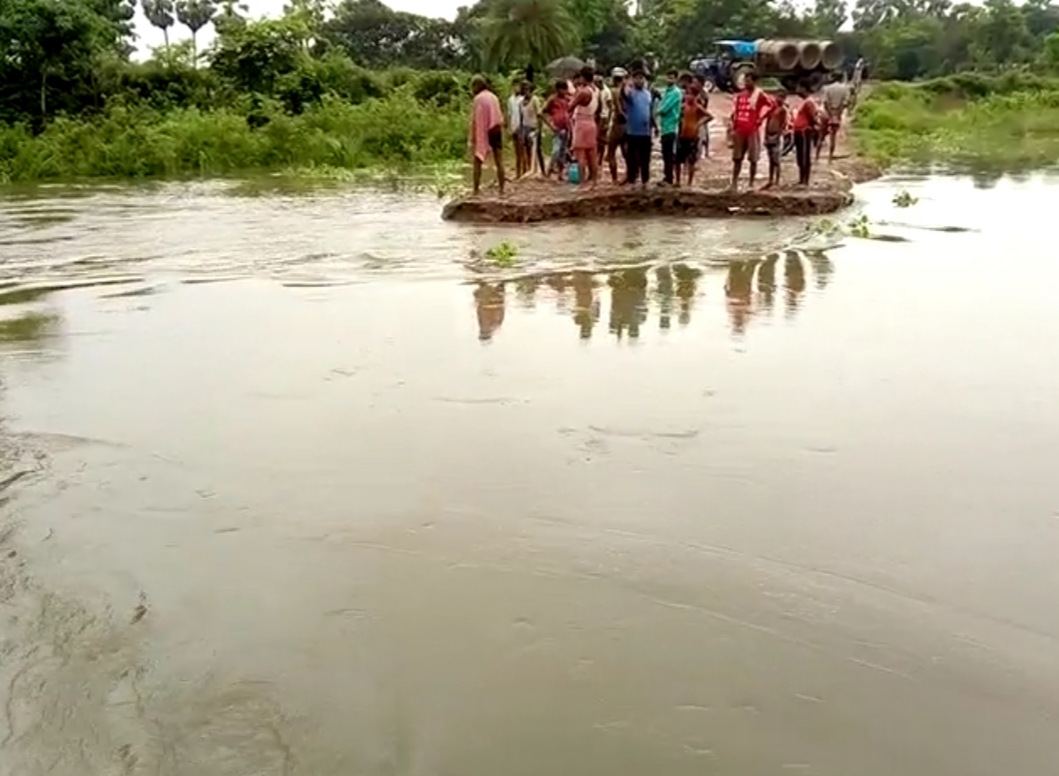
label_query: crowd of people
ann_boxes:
[468,64,855,196]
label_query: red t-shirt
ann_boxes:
[732,90,773,136]
[792,99,818,131]
[545,95,570,131]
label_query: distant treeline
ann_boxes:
[7,0,1059,129]
[5,0,1059,182]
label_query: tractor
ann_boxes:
[690,39,844,95]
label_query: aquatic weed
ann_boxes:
[484,241,519,267]
[848,215,872,239]
[892,190,918,208]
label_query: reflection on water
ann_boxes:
[474,251,832,342]
[4,176,1059,776]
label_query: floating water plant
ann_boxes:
[848,215,872,238]
[484,241,519,267]
[892,190,919,208]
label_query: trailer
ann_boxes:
[690,39,844,95]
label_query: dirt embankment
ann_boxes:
[443,91,881,224]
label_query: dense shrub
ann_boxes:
[0,89,469,182]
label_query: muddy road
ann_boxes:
[1,175,1058,776]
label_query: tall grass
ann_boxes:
[855,74,1059,172]
[0,87,470,183]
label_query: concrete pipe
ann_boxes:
[755,39,800,72]
[820,41,844,71]
[797,41,823,70]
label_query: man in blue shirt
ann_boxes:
[622,67,653,186]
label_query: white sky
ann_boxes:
[132,0,462,59]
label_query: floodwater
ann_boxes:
[1,175,1057,776]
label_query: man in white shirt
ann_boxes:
[507,86,526,177]
[819,74,851,163]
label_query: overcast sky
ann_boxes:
[131,0,462,59]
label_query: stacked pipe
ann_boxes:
[820,41,843,70]
[797,41,823,70]
[754,39,800,72]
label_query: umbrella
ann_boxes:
[546,56,586,80]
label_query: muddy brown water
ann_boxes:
[1,176,1058,776]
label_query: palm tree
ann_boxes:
[142,0,176,56]
[175,0,216,65]
[483,0,580,72]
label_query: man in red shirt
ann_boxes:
[729,71,772,191]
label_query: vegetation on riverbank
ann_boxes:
[6,0,1059,183]
[854,72,1059,171]
[0,91,467,182]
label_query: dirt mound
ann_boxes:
[442,180,855,223]
[444,90,881,224]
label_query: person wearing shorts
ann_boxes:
[819,73,850,162]
[469,75,505,196]
[692,74,712,159]
[518,81,542,175]
[729,72,772,191]
[542,80,571,179]
[676,80,709,186]
[762,89,789,189]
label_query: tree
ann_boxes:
[211,15,305,93]
[1038,29,1059,68]
[482,0,579,71]
[175,0,213,64]
[813,0,848,34]
[321,0,469,69]
[142,0,175,55]
[565,0,635,67]
[213,0,247,34]
[0,0,132,122]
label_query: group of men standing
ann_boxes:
[728,70,853,190]
[495,64,715,190]
[468,64,853,196]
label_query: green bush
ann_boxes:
[0,88,470,182]
[855,78,1059,171]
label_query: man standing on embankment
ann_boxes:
[622,68,653,187]
[819,73,851,163]
[656,69,683,186]
[469,76,505,196]
[729,72,772,191]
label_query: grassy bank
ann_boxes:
[854,73,1059,172]
[6,70,1059,185]
[0,87,469,184]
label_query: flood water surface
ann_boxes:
[1,177,1058,776]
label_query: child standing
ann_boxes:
[676,80,710,187]
[542,80,571,179]
[762,90,789,189]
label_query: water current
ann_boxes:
[0,175,1057,776]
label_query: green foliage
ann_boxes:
[848,214,872,238]
[321,0,471,70]
[0,89,469,182]
[892,189,918,207]
[482,0,580,71]
[854,75,1059,172]
[0,0,133,123]
[11,0,1059,184]
[485,241,520,266]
